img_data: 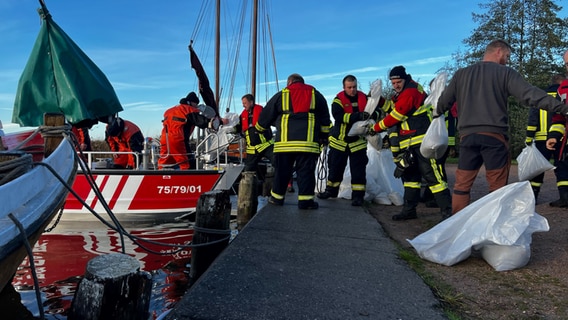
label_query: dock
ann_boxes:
[165,194,446,320]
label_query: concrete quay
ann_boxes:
[165,196,446,320]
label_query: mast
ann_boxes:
[215,0,221,105]
[251,0,258,98]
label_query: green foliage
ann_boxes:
[449,0,568,156]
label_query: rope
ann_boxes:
[0,153,33,185]
[315,145,328,193]
[9,213,45,320]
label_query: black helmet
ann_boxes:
[106,117,124,137]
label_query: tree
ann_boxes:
[452,0,568,156]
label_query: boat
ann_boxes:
[62,0,280,219]
[0,115,78,293]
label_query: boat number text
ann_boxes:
[157,185,202,194]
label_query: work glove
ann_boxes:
[382,135,390,149]
[366,124,378,136]
[525,137,534,146]
[319,133,329,146]
[360,112,370,121]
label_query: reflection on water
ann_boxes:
[8,195,263,319]
[11,219,213,319]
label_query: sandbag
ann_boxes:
[407,181,549,271]
[516,143,555,181]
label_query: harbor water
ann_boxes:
[3,195,261,319]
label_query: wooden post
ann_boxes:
[237,171,258,230]
[43,113,65,158]
[190,190,231,285]
[262,165,274,197]
[68,253,152,320]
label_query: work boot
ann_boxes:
[392,187,420,221]
[317,188,338,199]
[531,186,540,202]
[351,190,365,206]
[268,196,284,206]
[298,199,319,210]
[351,198,364,206]
[550,188,568,208]
[392,209,417,221]
[434,189,453,221]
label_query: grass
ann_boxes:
[398,247,466,319]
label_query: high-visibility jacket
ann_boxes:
[237,104,273,154]
[106,120,144,168]
[255,82,331,154]
[158,103,209,169]
[329,91,371,153]
[71,125,92,151]
[526,83,560,143]
[374,79,430,150]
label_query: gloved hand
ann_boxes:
[525,137,534,146]
[361,112,370,121]
[382,135,390,149]
[393,155,406,178]
[393,165,405,178]
[319,133,329,146]
[367,124,378,136]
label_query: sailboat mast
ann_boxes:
[215,0,221,105]
[251,0,258,98]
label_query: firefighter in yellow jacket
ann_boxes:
[318,74,380,206]
[367,66,452,221]
[255,73,331,210]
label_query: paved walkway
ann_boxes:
[165,195,446,320]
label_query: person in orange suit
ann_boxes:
[105,116,144,169]
[158,92,211,170]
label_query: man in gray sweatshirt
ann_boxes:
[436,39,568,214]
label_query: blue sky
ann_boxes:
[0,0,516,139]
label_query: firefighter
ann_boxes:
[255,73,331,210]
[317,74,380,206]
[105,116,144,169]
[546,77,568,207]
[237,94,274,180]
[367,65,452,221]
[158,92,211,170]
[525,74,564,201]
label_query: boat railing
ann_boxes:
[80,151,142,170]
[194,131,244,170]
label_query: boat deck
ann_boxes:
[165,193,445,320]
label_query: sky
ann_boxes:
[0,0,532,140]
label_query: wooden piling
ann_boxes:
[43,113,65,158]
[262,165,274,197]
[190,190,231,285]
[237,171,258,230]
[68,253,152,320]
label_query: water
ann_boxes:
[4,194,262,319]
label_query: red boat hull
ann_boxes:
[64,170,224,215]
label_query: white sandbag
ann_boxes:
[407,181,549,271]
[423,72,447,110]
[420,115,448,159]
[366,147,403,206]
[364,79,383,113]
[348,119,375,136]
[516,143,555,181]
[366,131,385,151]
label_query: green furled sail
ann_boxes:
[12,2,123,128]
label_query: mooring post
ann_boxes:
[262,165,274,197]
[237,171,258,230]
[68,253,152,320]
[43,113,65,157]
[190,190,231,285]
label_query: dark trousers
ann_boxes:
[271,152,318,201]
[244,145,274,181]
[326,146,368,199]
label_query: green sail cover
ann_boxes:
[12,9,123,127]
